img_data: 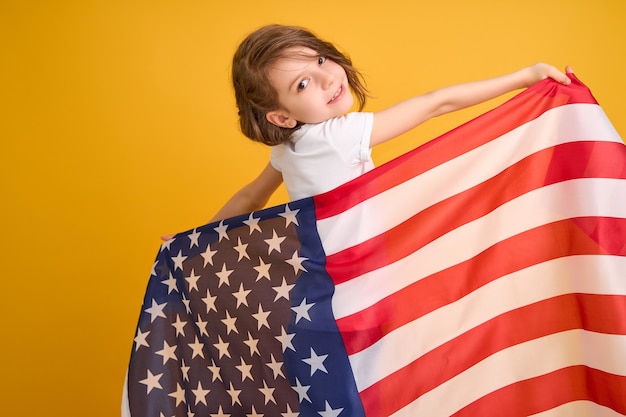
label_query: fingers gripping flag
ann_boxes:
[124,75,626,417]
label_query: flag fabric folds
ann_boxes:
[123,75,626,417]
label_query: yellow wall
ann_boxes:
[1,0,624,415]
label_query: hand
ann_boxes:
[525,63,572,87]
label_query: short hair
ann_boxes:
[232,24,368,146]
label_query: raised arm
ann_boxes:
[370,63,572,146]
[209,161,283,222]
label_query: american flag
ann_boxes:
[123,74,626,417]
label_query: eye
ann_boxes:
[297,78,310,91]
[318,56,326,65]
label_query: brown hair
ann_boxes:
[232,24,368,146]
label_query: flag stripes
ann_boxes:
[350,254,626,393]
[358,291,626,416]
[453,366,626,417]
[338,218,626,357]
[313,84,600,221]
[324,139,626,286]
[315,104,622,257]
[318,76,626,416]
[332,178,626,323]
[394,331,626,417]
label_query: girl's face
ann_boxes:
[265,46,354,127]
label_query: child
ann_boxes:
[182,24,573,229]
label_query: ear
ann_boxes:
[266,111,298,128]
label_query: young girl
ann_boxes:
[205,24,571,224]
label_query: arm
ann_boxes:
[160,162,282,241]
[209,161,283,222]
[370,63,572,146]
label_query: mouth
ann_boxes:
[328,85,344,104]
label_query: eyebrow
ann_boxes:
[275,49,320,92]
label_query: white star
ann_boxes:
[207,358,222,382]
[275,327,296,352]
[188,336,205,359]
[243,212,262,234]
[185,268,201,292]
[156,340,178,365]
[187,229,200,249]
[201,244,217,267]
[188,228,201,248]
[145,299,167,323]
[272,278,294,301]
[171,314,187,337]
[286,251,308,274]
[221,310,238,335]
[234,237,250,261]
[243,332,259,356]
[191,381,210,406]
[214,220,229,242]
[151,260,158,276]
[168,383,186,407]
[282,404,298,417]
[161,272,178,294]
[232,283,251,308]
[291,298,314,324]
[266,354,285,379]
[202,288,217,313]
[247,406,263,417]
[279,204,300,227]
[171,250,188,271]
[235,358,253,381]
[318,401,344,417]
[216,263,233,287]
[139,369,162,394]
[160,236,175,252]
[134,328,150,351]
[181,359,190,382]
[253,257,272,281]
[226,382,242,406]
[252,304,271,330]
[210,406,230,417]
[196,314,209,337]
[264,230,286,254]
[292,377,311,403]
[182,293,191,314]
[259,380,276,405]
[213,335,230,359]
[302,347,328,376]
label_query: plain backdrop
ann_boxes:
[1,1,625,415]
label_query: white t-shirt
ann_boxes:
[270,112,375,201]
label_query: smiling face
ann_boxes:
[265,46,355,128]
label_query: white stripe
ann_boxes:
[529,401,626,417]
[349,255,626,391]
[391,330,626,417]
[332,177,626,319]
[318,104,622,256]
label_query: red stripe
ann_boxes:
[314,75,598,220]
[338,216,626,356]
[452,366,626,417]
[358,293,626,417]
[326,140,626,285]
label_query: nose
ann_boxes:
[319,68,335,90]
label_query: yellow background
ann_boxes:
[1,0,624,415]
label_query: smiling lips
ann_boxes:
[328,85,344,104]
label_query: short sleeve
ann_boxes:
[323,112,374,165]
